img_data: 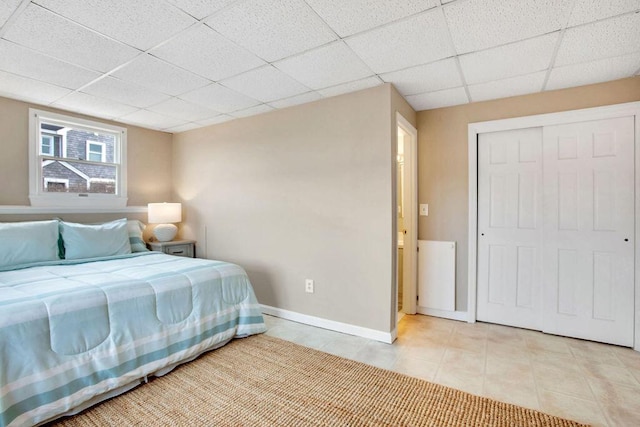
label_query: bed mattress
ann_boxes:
[0,253,266,427]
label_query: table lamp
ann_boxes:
[148,202,181,242]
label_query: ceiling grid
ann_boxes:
[0,0,636,132]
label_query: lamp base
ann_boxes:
[153,224,177,242]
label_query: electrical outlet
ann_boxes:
[305,279,314,293]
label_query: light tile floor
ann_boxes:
[263,314,640,427]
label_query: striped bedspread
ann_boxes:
[0,253,266,427]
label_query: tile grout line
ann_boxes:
[480,330,489,398]
[520,339,542,412]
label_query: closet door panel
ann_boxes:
[477,128,543,330]
[542,116,635,346]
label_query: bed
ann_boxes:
[0,219,266,427]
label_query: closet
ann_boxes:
[476,116,635,347]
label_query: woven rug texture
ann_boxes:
[51,334,587,427]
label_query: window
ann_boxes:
[41,134,64,157]
[29,109,127,208]
[86,141,106,162]
[41,135,54,155]
[40,123,65,157]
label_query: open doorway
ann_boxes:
[396,113,418,321]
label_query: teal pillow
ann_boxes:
[60,218,132,260]
[127,220,149,252]
[0,220,60,268]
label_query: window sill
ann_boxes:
[0,205,147,214]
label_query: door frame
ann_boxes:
[397,112,418,317]
[467,101,640,351]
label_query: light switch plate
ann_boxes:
[420,204,429,216]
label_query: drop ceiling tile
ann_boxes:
[179,83,259,113]
[0,70,71,104]
[81,76,172,108]
[546,53,640,91]
[4,4,140,73]
[469,71,546,102]
[269,91,322,109]
[567,0,640,27]
[346,9,454,74]
[555,13,640,66]
[317,76,382,98]
[166,0,237,20]
[220,65,310,103]
[4,3,139,72]
[34,0,196,51]
[53,92,138,119]
[147,97,218,122]
[405,87,468,110]
[111,54,210,97]
[444,0,574,54]
[380,58,462,96]
[0,40,100,89]
[118,109,187,130]
[206,0,336,62]
[230,104,275,118]
[151,24,265,81]
[0,0,21,27]
[197,115,234,126]
[275,42,373,90]
[305,0,437,37]
[460,33,558,85]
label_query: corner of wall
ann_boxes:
[389,84,417,128]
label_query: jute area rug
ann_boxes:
[52,334,586,427]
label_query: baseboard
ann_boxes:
[416,307,468,322]
[261,305,395,344]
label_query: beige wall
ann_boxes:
[0,96,173,209]
[173,84,414,334]
[417,77,640,311]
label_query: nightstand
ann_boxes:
[147,239,195,258]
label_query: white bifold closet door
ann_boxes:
[477,127,543,331]
[542,117,634,347]
[477,117,635,347]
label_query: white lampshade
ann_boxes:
[148,203,182,242]
[148,203,182,224]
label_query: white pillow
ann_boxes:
[60,218,132,260]
[0,220,60,268]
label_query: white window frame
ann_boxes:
[41,134,54,156]
[86,140,106,163]
[41,129,67,157]
[29,108,128,208]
